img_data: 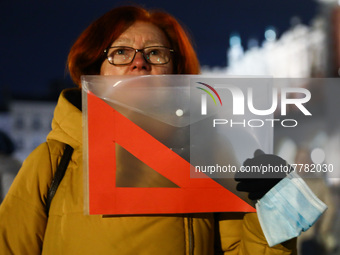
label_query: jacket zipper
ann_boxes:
[185,215,194,255]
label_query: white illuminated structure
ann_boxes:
[202,19,327,78]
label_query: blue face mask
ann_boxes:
[255,171,327,247]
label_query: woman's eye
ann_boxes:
[150,50,160,55]
[115,49,126,55]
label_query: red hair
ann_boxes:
[67,6,200,86]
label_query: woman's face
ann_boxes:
[100,21,174,76]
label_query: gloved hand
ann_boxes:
[235,149,292,200]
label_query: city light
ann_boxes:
[264,26,277,42]
[311,148,326,164]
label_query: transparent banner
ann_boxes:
[81,75,340,215]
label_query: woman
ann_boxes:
[0,6,297,254]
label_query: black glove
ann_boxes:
[235,149,291,200]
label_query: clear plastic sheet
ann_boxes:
[82,75,273,214]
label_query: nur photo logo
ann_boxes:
[196,82,223,115]
[196,81,312,128]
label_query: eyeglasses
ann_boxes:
[104,46,174,66]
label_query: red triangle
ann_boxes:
[87,92,255,215]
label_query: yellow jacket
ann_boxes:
[0,88,297,254]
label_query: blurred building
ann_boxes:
[0,81,65,200]
[200,1,340,168]
[0,101,55,163]
[0,99,56,202]
[0,130,22,201]
[332,4,340,76]
[0,78,73,163]
[202,2,340,78]
[8,101,56,162]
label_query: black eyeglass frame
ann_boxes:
[103,46,175,66]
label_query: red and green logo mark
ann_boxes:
[196,82,223,106]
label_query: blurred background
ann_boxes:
[1,0,340,254]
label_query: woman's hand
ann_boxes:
[235,149,291,200]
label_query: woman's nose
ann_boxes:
[130,52,151,71]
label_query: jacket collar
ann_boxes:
[46,88,83,149]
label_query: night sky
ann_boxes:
[0,0,319,99]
